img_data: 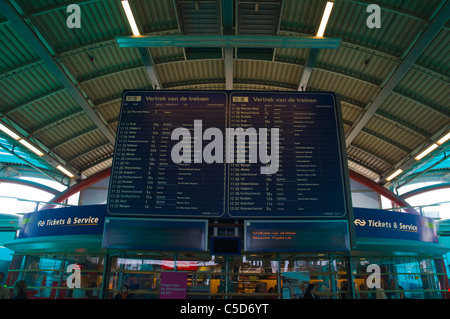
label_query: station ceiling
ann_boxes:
[0,0,448,189]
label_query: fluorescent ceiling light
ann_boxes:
[121,0,140,36]
[19,139,44,157]
[386,169,403,181]
[414,143,438,161]
[316,1,334,37]
[57,165,74,178]
[436,132,450,145]
[0,123,21,140]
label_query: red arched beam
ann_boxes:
[44,167,417,214]
[41,167,111,210]
[349,170,418,214]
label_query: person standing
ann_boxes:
[303,283,319,299]
[12,280,27,299]
[0,272,10,299]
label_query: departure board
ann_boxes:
[227,92,347,218]
[107,90,350,220]
[108,91,227,217]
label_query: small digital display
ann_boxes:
[210,237,241,255]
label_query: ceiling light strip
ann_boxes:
[386,169,403,181]
[316,1,334,37]
[414,143,438,161]
[19,139,44,157]
[436,131,450,145]
[121,0,140,36]
[0,123,21,140]
[57,165,75,178]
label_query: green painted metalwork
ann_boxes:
[116,35,341,49]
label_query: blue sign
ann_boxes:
[108,90,350,220]
[353,207,438,243]
[18,205,106,239]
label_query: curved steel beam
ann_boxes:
[0,177,60,195]
[400,182,450,200]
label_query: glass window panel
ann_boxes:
[6,254,104,299]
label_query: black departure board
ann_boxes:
[227,92,347,218]
[107,90,350,219]
[108,91,227,217]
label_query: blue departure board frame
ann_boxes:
[107,90,352,224]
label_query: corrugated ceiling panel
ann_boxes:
[355,131,406,164]
[234,60,301,87]
[157,60,224,86]
[0,23,39,71]
[347,145,391,173]
[347,160,379,181]
[280,0,324,35]
[364,116,420,153]
[16,0,78,12]
[238,0,281,35]
[108,122,118,136]
[61,44,142,82]
[326,0,427,56]
[383,0,443,17]
[234,84,293,91]
[79,67,150,103]
[43,112,95,140]
[70,143,114,169]
[395,68,450,115]
[274,47,310,64]
[97,99,121,124]
[13,92,82,135]
[82,157,113,178]
[57,130,109,160]
[316,46,396,86]
[178,0,221,35]
[0,64,61,111]
[132,0,178,33]
[380,93,448,137]
[167,83,226,90]
[27,0,129,53]
[341,103,363,125]
[417,28,449,75]
[150,47,185,64]
[62,130,107,155]
[308,69,378,104]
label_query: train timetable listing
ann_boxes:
[227,92,347,219]
[108,91,227,217]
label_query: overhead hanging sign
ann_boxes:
[18,205,105,239]
[107,90,351,220]
[353,207,438,243]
